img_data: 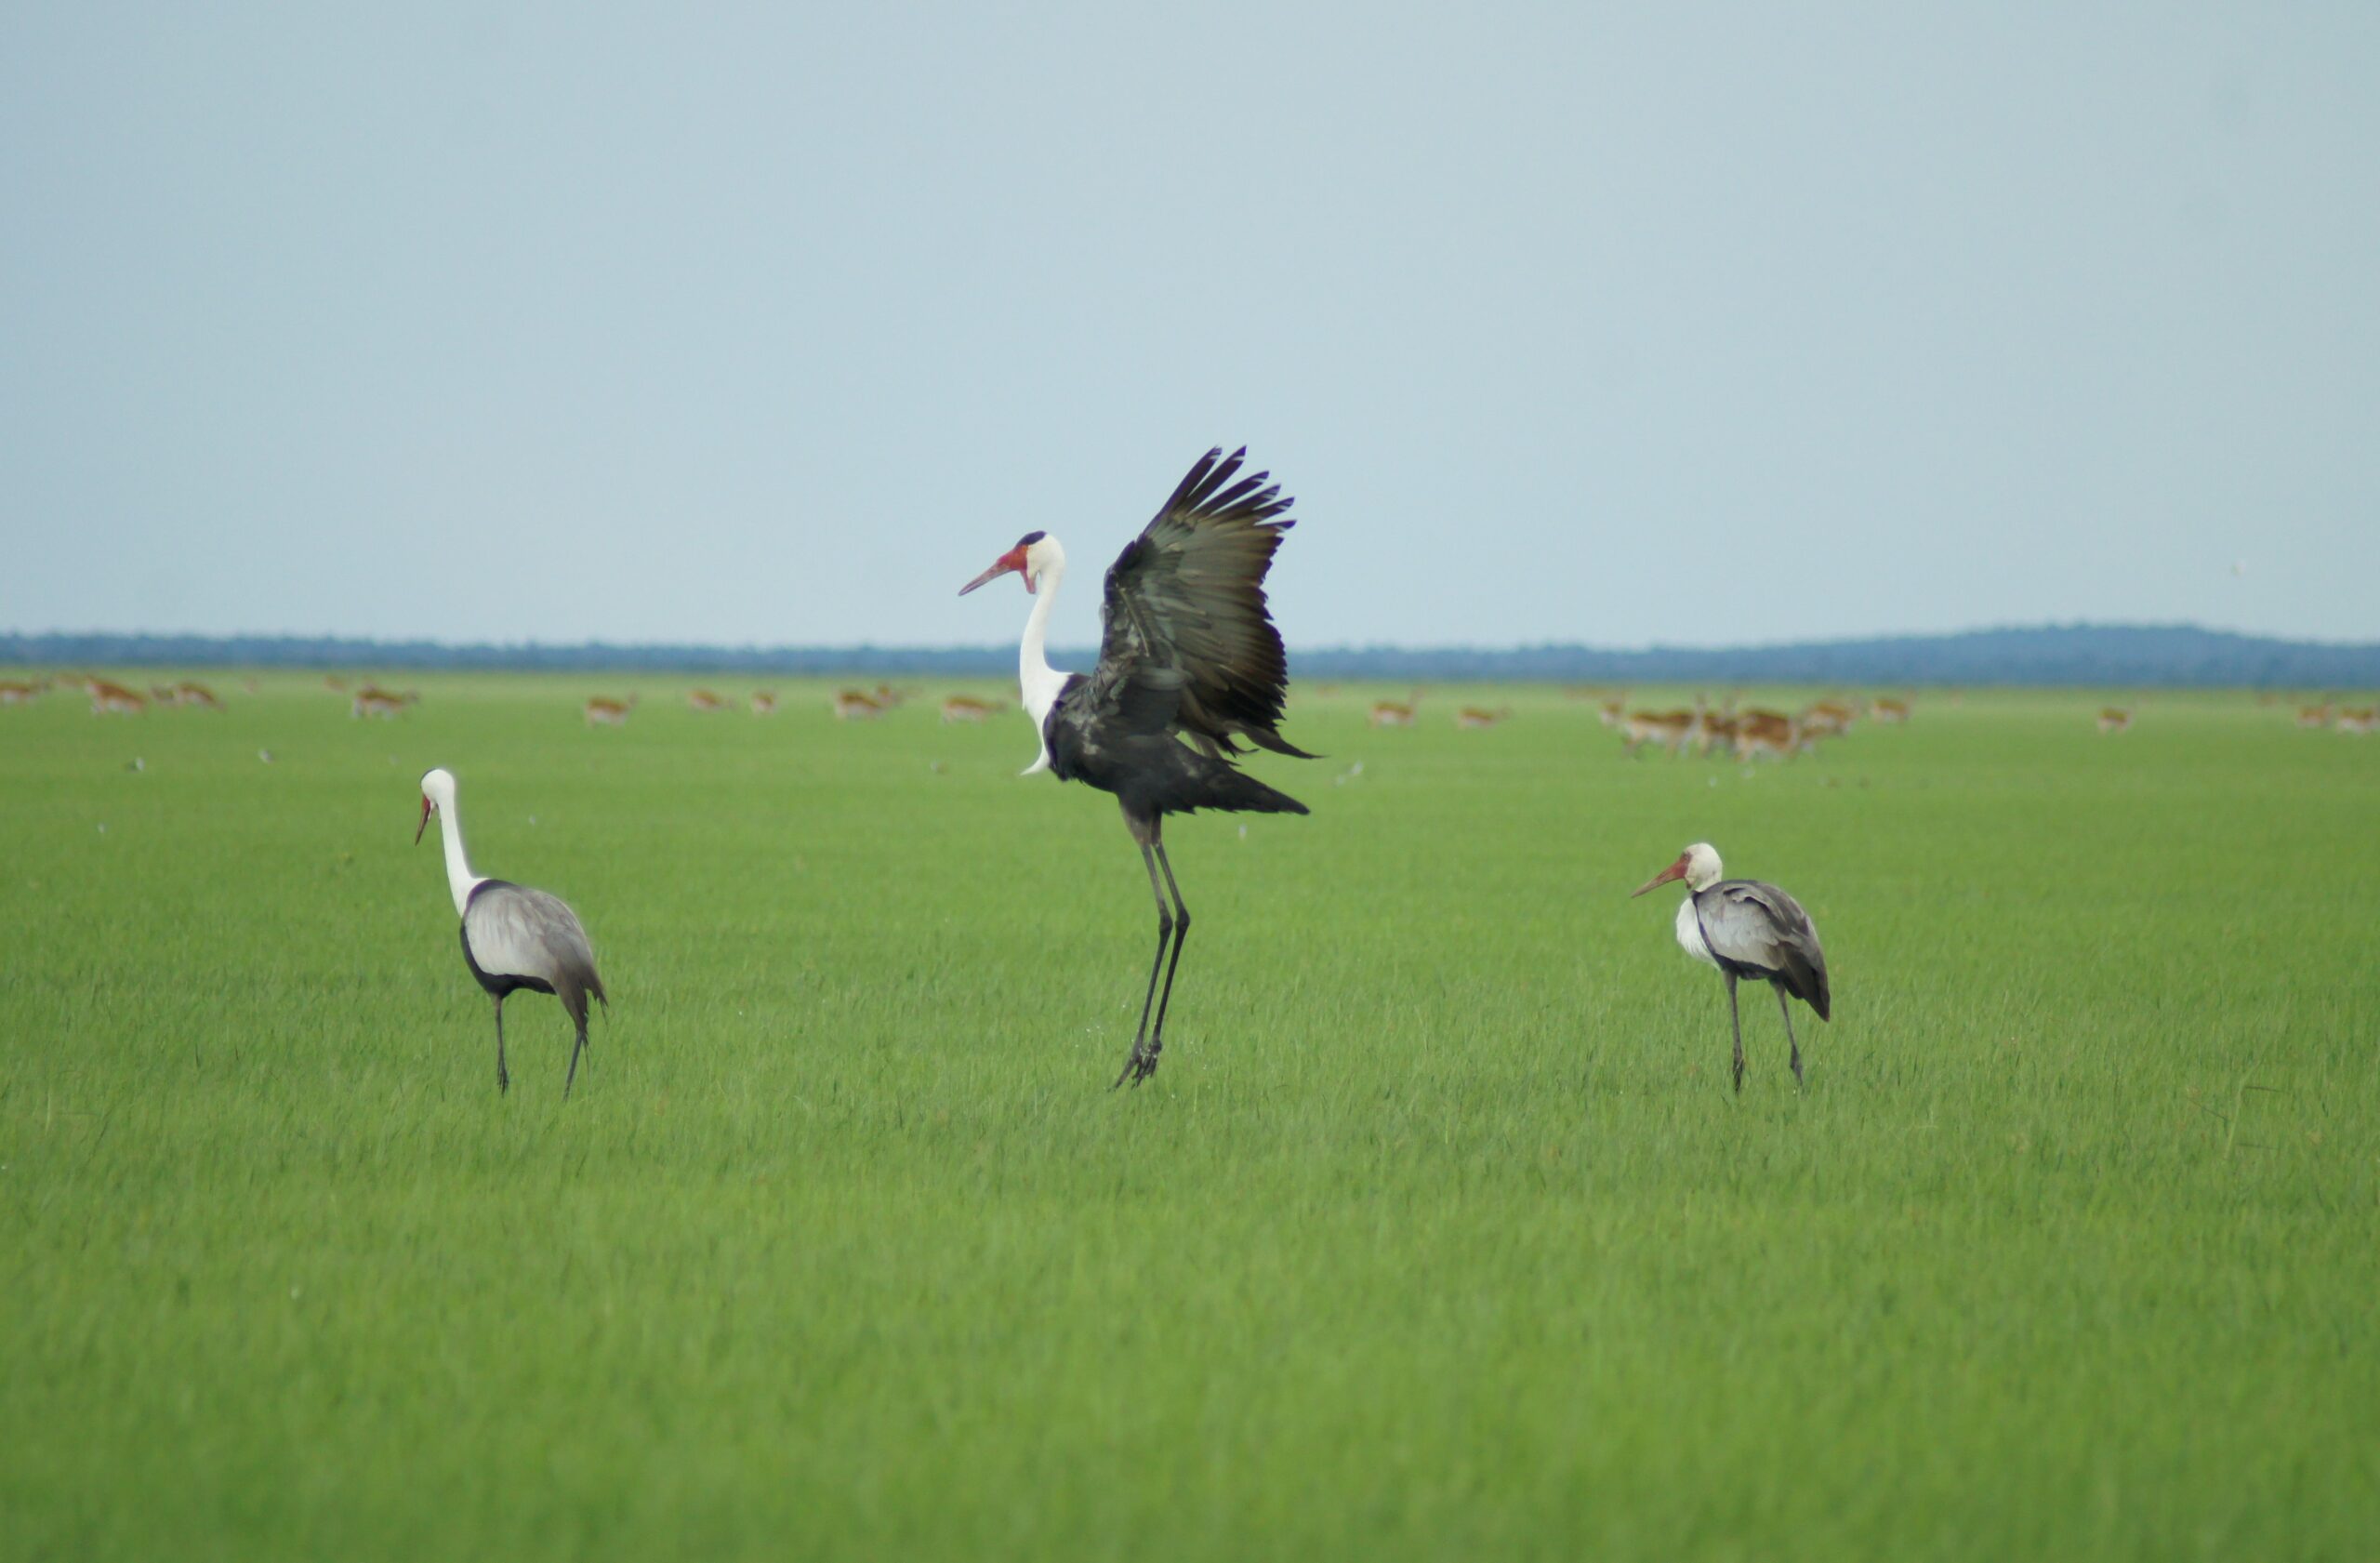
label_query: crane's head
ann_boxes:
[416,766,458,844]
[959,531,1062,597]
[1633,841,1723,897]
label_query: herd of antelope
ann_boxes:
[1587,694,1907,762]
[2096,698,2377,736]
[6,675,2375,746]
[573,684,1013,726]
[1342,684,1917,760]
[2294,700,2378,735]
[0,676,231,715]
[1361,693,1518,731]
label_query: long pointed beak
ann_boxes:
[959,546,1030,597]
[415,796,431,844]
[958,561,1011,596]
[1632,858,1687,897]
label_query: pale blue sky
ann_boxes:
[4,4,2374,649]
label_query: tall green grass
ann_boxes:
[2,676,2373,1559]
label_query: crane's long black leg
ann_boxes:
[1139,842,1193,1078]
[564,1021,587,1099]
[1775,983,1803,1088]
[1116,841,1173,1089]
[1724,972,1744,1094]
[493,997,509,1094]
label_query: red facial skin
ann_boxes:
[959,545,1031,597]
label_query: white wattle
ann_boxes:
[432,789,488,918]
[1674,895,1716,967]
[1015,551,1070,777]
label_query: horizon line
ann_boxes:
[7,618,2378,656]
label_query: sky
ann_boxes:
[4,4,2375,651]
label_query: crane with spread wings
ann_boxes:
[959,447,1314,1086]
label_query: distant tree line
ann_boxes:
[3,624,2375,688]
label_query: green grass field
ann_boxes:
[3,674,2374,1559]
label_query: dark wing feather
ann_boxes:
[1090,447,1312,760]
[1046,668,1181,786]
[1045,669,1308,824]
[1704,881,1831,1019]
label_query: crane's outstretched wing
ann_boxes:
[1090,446,1313,760]
[1701,881,1831,1019]
[464,881,608,1012]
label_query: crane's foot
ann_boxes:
[1113,1040,1163,1089]
[1790,1051,1805,1088]
[497,1068,509,1094]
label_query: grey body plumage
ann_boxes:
[1688,880,1831,1022]
[461,880,608,1094]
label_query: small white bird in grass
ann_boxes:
[416,767,608,1096]
[1633,842,1831,1093]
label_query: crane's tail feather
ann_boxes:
[1779,953,1829,1021]
[1203,764,1308,816]
[1247,727,1320,761]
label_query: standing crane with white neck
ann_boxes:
[1633,841,1830,1092]
[416,767,608,1096]
[959,447,1314,1086]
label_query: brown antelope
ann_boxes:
[686,689,728,713]
[1869,696,1911,724]
[1800,700,1855,738]
[324,674,350,693]
[1454,706,1510,730]
[1733,711,1799,762]
[1690,706,1741,757]
[1368,692,1420,728]
[175,681,223,710]
[1596,696,1628,729]
[86,678,148,715]
[940,694,1001,723]
[351,685,416,720]
[2297,703,2334,730]
[749,691,777,715]
[832,689,886,721]
[870,683,907,709]
[2337,708,2376,735]
[1623,709,1696,757]
[0,679,46,706]
[583,695,633,728]
[2096,708,2133,735]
